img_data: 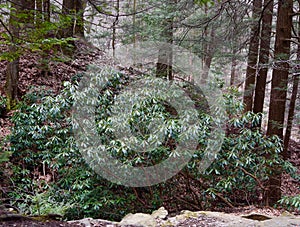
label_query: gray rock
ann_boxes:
[151,207,168,219]
[119,213,157,227]
[261,216,300,227]
[68,217,118,226]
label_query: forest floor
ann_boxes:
[0,37,299,226]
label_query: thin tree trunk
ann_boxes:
[44,0,50,22]
[266,0,293,206]
[112,0,119,57]
[62,0,74,38]
[243,0,262,112]
[36,0,43,24]
[74,0,86,37]
[133,0,137,45]
[284,75,299,158]
[156,17,173,80]
[230,62,236,86]
[202,28,215,84]
[253,0,274,119]
[230,47,237,86]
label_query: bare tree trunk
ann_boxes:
[253,0,274,119]
[283,16,300,158]
[36,0,43,24]
[44,0,50,22]
[156,17,173,80]
[74,0,86,37]
[5,0,21,110]
[112,0,119,57]
[133,0,137,45]
[62,0,74,38]
[5,59,19,110]
[243,0,262,112]
[230,48,237,86]
[266,0,293,206]
[202,28,215,84]
[284,75,299,158]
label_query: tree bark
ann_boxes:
[156,16,173,80]
[112,0,119,57]
[4,0,21,110]
[74,0,86,37]
[36,0,43,24]
[267,0,292,150]
[283,15,300,158]
[243,0,262,112]
[44,0,50,22]
[266,0,293,206]
[253,0,274,119]
[284,74,299,158]
[62,0,75,38]
[202,28,215,84]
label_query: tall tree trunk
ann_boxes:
[156,16,173,80]
[243,0,262,111]
[202,28,215,84]
[74,0,86,37]
[230,44,238,86]
[283,16,300,158]
[112,0,119,57]
[5,0,21,110]
[36,0,51,76]
[44,0,50,22]
[62,0,75,38]
[266,0,293,206]
[133,0,137,45]
[36,0,43,24]
[253,0,274,119]
[284,74,299,158]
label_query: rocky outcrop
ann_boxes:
[68,207,300,227]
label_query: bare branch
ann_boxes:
[0,18,14,42]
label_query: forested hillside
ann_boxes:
[0,0,299,226]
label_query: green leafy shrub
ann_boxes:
[279,195,300,212]
[6,78,141,220]
[6,70,298,221]
[186,88,297,208]
[0,96,6,116]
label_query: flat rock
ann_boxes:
[67,209,300,227]
[119,213,156,227]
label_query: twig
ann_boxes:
[0,18,14,42]
[174,195,202,211]
[214,192,234,208]
[238,166,267,191]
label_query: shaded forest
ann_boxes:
[0,0,299,224]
